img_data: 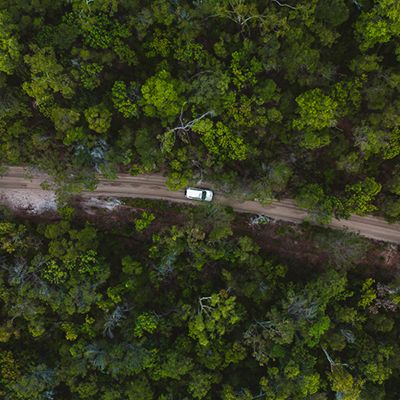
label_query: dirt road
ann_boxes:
[0,166,399,244]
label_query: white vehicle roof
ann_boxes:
[185,187,213,201]
[186,188,203,199]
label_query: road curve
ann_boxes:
[0,166,399,244]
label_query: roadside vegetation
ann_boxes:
[0,203,399,400]
[0,1,400,222]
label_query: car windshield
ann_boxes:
[201,191,207,200]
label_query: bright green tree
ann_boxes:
[140,70,184,124]
[344,177,382,215]
[0,11,21,75]
[192,119,248,161]
[23,46,74,111]
[293,88,338,132]
[112,81,139,118]
[356,0,400,51]
[84,104,112,134]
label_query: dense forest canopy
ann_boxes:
[0,204,399,399]
[0,0,400,222]
[1,2,400,399]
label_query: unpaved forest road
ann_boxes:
[1,166,400,244]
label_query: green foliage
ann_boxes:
[81,14,115,50]
[0,222,27,253]
[300,129,331,150]
[187,203,234,241]
[61,322,78,341]
[124,378,153,400]
[112,81,139,118]
[252,161,293,203]
[294,88,338,132]
[0,17,399,400]
[41,259,67,284]
[295,184,340,224]
[121,256,142,275]
[84,103,112,134]
[134,313,158,338]
[192,119,248,161]
[332,78,363,116]
[0,11,21,75]
[344,177,382,215]
[51,107,80,132]
[134,211,155,232]
[134,128,161,171]
[23,46,74,111]
[189,292,241,347]
[354,125,400,160]
[356,0,400,51]
[0,211,398,398]
[0,0,398,221]
[329,365,364,400]
[230,50,260,90]
[140,70,183,124]
[315,0,349,27]
[358,278,377,308]
[9,364,58,400]
[292,88,339,150]
[0,351,20,384]
[79,63,103,90]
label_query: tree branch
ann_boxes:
[272,0,296,10]
[199,296,213,316]
[168,111,215,135]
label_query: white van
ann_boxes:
[185,187,213,202]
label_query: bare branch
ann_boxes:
[206,0,265,31]
[198,296,213,316]
[322,346,335,370]
[272,0,296,10]
[168,111,215,135]
[179,105,185,127]
[322,346,349,371]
